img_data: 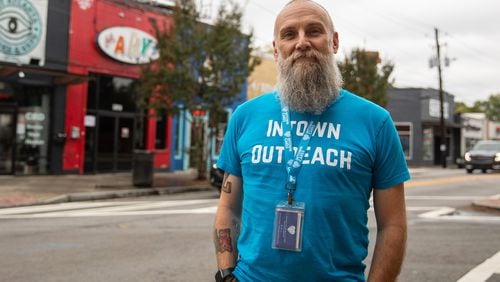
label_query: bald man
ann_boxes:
[213,1,409,281]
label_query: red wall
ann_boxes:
[64,0,173,173]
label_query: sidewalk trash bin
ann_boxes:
[133,150,154,187]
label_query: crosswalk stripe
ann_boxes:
[0,199,217,216]
[457,251,500,282]
[76,199,217,213]
[0,206,219,218]
[0,202,136,215]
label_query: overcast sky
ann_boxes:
[206,0,500,105]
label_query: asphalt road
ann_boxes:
[0,169,499,282]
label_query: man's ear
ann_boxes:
[332,32,339,54]
[273,41,278,62]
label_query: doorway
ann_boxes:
[0,107,16,174]
[84,112,136,173]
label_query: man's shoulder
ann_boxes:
[235,91,279,113]
[340,89,390,116]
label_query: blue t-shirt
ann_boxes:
[217,89,410,282]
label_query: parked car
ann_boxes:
[210,163,224,193]
[464,140,500,173]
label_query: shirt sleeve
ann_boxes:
[372,115,411,189]
[216,109,243,177]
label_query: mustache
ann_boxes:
[288,49,323,65]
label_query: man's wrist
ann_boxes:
[215,267,235,282]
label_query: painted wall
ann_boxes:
[64,0,173,173]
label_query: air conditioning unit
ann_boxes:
[151,0,176,8]
[133,0,176,8]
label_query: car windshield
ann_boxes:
[473,143,500,151]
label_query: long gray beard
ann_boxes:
[277,50,343,114]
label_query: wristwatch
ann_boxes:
[215,267,235,282]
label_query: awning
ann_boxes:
[423,120,462,129]
[0,63,92,85]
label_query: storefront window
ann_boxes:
[396,123,412,160]
[98,76,137,112]
[15,87,51,174]
[422,127,434,161]
[0,112,15,174]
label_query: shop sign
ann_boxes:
[0,0,48,66]
[97,26,159,64]
[84,115,96,127]
[24,111,45,146]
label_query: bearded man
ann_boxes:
[213,1,410,281]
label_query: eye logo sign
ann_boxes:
[0,0,42,56]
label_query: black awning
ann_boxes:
[0,63,92,85]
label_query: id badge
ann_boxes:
[272,201,305,252]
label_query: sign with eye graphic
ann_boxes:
[0,0,48,66]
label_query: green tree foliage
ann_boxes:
[485,94,500,121]
[138,0,259,177]
[338,48,394,107]
[455,94,499,121]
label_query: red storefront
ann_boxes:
[64,0,173,174]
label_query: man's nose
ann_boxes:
[295,32,311,52]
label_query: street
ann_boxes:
[0,170,499,282]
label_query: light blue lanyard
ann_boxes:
[281,105,319,205]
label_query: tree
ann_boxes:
[485,94,500,121]
[455,101,472,114]
[455,94,500,121]
[138,0,259,178]
[338,48,394,107]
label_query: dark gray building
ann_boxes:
[387,88,461,167]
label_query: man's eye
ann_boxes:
[281,31,295,39]
[308,29,322,36]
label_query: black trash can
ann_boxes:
[133,150,154,187]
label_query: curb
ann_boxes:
[471,194,500,211]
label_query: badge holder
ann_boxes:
[272,200,305,252]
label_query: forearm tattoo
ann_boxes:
[216,228,233,253]
[222,173,232,193]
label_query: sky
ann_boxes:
[205,0,500,105]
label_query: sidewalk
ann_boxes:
[0,169,212,208]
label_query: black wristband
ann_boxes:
[215,267,235,282]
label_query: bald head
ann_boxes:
[274,0,335,40]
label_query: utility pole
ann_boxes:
[434,28,447,168]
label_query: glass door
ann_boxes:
[116,117,134,171]
[96,115,116,172]
[0,109,15,174]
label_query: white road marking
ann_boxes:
[368,206,443,212]
[0,206,219,218]
[73,199,217,213]
[418,207,500,222]
[0,202,136,215]
[406,196,488,201]
[0,199,219,219]
[419,207,456,218]
[457,251,500,282]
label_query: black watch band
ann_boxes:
[215,267,235,282]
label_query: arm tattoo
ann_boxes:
[222,173,232,193]
[222,181,232,193]
[216,228,233,253]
